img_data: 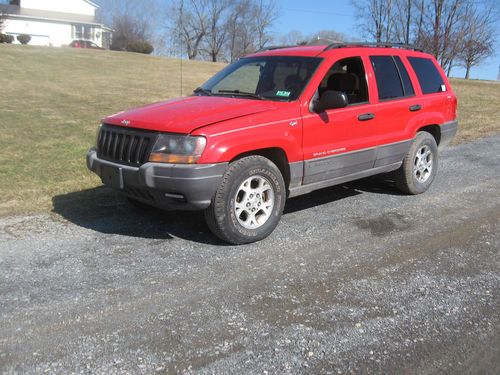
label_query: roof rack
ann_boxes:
[254,42,424,54]
[323,42,423,52]
[255,45,301,53]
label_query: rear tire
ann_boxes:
[204,156,286,245]
[395,131,438,195]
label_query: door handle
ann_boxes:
[409,104,422,112]
[358,113,375,121]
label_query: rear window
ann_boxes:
[408,57,446,94]
[371,56,409,100]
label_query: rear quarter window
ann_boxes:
[408,57,446,94]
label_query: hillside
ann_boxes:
[0,45,498,216]
[0,45,224,216]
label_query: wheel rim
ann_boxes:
[234,175,275,229]
[413,145,433,183]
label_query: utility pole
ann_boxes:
[497,65,500,81]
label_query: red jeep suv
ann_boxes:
[87,43,458,244]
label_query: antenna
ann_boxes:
[179,0,184,96]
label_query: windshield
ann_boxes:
[196,56,323,101]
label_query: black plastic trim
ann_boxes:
[289,162,402,197]
[439,120,458,148]
[87,148,227,210]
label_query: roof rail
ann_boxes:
[255,45,301,53]
[323,42,424,52]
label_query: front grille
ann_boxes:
[97,124,158,166]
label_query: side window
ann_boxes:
[394,56,415,96]
[408,57,446,94]
[370,56,405,100]
[317,56,369,105]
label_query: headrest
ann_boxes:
[327,72,359,92]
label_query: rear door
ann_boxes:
[366,54,421,167]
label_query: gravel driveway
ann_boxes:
[1,135,499,374]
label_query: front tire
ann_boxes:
[395,131,438,194]
[204,156,286,245]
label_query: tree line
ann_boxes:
[98,0,497,79]
[169,0,278,62]
[352,0,498,78]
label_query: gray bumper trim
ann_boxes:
[440,120,458,148]
[86,148,227,210]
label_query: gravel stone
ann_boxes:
[0,135,499,374]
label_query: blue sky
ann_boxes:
[273,0,500,80]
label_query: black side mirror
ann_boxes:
[314,90,348,112]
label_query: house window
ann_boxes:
[72,25,95,40]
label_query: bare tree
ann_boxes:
[170,0,208,60]
[456,2,496,79]
[352,0,395,42]
[225,2,244,62]
[278,30,306,46]
[351,0,498,76]
[168,0,278,62]
[111,13,151,50]
[98,0,157,50]
[225,0,256,61]
[202,0,230,62]
[308,30,348,44]
[416,0,466,73]
[253,0,278,49]
[391,0,413,43]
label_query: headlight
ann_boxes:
[149,133,206,164]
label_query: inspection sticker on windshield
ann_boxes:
[276,90,291,97]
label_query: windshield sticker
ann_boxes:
[276,90,291,97]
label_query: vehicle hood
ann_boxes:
[103,95,278,133]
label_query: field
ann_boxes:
[0,45,499,217]
[0,45,224,216]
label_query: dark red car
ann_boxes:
[87,42,458,244]
[69,40,103,49]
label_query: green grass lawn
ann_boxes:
[0,45,499,217]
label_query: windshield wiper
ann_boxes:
[193,87,212,96]
[217,89,264,100]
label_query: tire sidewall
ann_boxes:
[408,133,438,194]
[222,158,285,243]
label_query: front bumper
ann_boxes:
[86,148,227,210]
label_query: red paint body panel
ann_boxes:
[104,96,279,133]
[102,45,457,167]
[194,103,303,163]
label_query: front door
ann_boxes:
[301,55,378,185]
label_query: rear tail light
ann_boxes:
[453,96,458,120]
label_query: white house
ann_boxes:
[0,0,112,48]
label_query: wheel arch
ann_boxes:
[230,147,291,189]
[417,124,441,146]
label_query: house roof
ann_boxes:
[83,0,100,8]
[0,4,107,27]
